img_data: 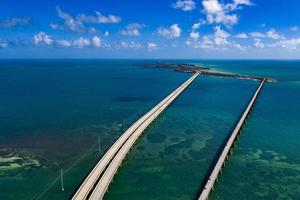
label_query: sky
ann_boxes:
[1,0,300,59]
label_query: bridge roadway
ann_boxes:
[198,80,265,200]
[72,73,199,200]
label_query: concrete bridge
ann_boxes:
[72,73,267,200]
[72,73,199,200]
[197,80,265,200]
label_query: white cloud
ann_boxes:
[250,32,265,38]
[233,0,252,5]
[214,26,231,46]
[92,36,102,47]
[273,38,300,50]
[185,40,193,47]
[33,33,106,48]
[76,12,121,24]
[192,19,206,30]
[33,32,54,45]
[254,38,265,48]
[55,6,121,32]
[202,0,223,14]
[101,43,111,48]
[259,23,266,28]
[228,0,253,10]
[56,6,84,32]
[70,36,106,48]
[232,42,247,50]
[235,33,248,39]
[73,37,90,48]
[186,35,214,49]
[76,14,97,24]
[250,29,283,41]
[290,26,299,32]
[2,29,110,50]
[212,13,237,26]
[158,24,181,39]
[186,33,201,48]
[185,26,245,50]
[57,40,72,47]
[186,25,241,49]
[120,41,142,49]
[202,36,214,48]
[95,12,121,24]
[202,0,237,27]
[192,23,201,30]
[121,23,143,36]
[147,42,158,50]
[0,40,8,48]
[266,29,282,40]
[0,17,30,28]
[202,0,251,27]
[172,0,196,11]
[89,27,98,33]
[50,23,63,30]
[190,31,200,40]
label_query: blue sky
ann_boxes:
[1,0,300,59]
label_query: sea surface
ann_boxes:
[0,59,299,200]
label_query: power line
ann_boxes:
[30,108,146,199]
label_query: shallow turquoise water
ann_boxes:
[199,61,300,200]
[105,76,257,200]
[0,59,189,199]
[0,60,299,200]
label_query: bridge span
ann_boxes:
[197,80,265,200]
[72,73,199,200]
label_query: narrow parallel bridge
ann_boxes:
[72,73,200,200]
[197,79,265,200]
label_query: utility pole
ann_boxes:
[123,120,126,132]
[60,168,64,192]
[98,135,101,154]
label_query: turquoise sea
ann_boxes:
[0,60,299,200]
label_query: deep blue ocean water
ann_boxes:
[0,60,299,200]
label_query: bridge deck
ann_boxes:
[198,80,265,200]
[72,73,199,200]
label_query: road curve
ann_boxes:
[72,73,199,200]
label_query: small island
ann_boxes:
[139,63,276,83]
